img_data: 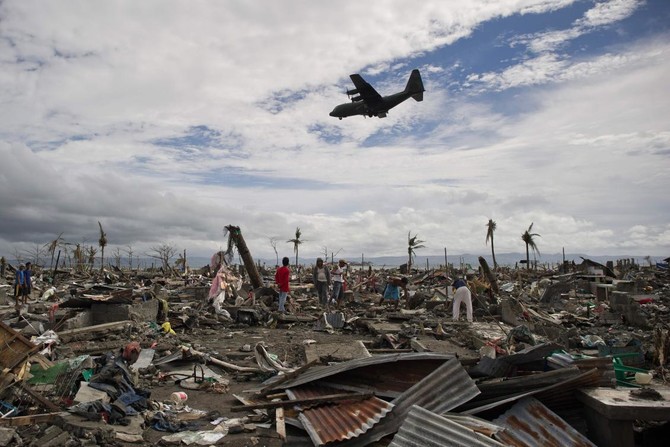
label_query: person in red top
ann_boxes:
[275,257,290,312]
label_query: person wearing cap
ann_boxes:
[14,264,26,306]
[312,258,331,308]
[452,278,473,322]
[330,259,347,307]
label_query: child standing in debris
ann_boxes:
[275,257,290,313]
[14,264,26,306]
[312,258,331,308]
[452,278,473,322]
[380,276,408,310]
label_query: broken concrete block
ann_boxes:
[609,291,631,307]
[91,299,158,324]
[0,428,17,447]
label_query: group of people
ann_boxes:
[13,262,32,306]
[275,257,473,322]
[274,257,349,312]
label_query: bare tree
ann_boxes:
[73,243,85,272]
[86,245,97,270]
[269,237,279,267]
[25,244,47,266]
[147,243,178,272]
[44,233,65,270]
[485,219,498,270]
[125,245,134,270]
[113,247,122,268]
[98,222,107,271]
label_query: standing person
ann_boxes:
[14,264,26,306]
[330,259,347,307]
[380,276,408,310]
[22,262,32,305]
[275,257,290,313]
[452,278,473,322]
[312,258,330,307]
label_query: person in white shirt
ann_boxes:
[452,278,473,322]
[330,259,347,307]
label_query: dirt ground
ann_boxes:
[133,324,366,446]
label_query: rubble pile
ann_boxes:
[0,257,669,446]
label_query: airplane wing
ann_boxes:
[350,74,384,108]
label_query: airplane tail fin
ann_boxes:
[405,69,425,102]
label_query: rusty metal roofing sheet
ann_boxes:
[335,357,480,446]
[492,397,596,447]
[286,385,394,446]
[263,352,454,392]
[461,368,601,416]
[389,405,506,447]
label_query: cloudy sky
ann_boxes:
[1,0,669,265]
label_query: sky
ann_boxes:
[1,0,669,265]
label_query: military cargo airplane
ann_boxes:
[329,69,424,119]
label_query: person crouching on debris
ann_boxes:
[275,257,290,313]
[452,278,473,322]
[380,276,408,310]
[312,258,331,308]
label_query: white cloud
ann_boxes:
[1,0,668,263]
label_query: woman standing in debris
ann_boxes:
[275,257,290,313]
[380,276,408,310]
[22,262,32,305]
[312,258,331,308]
[452,278,473,322]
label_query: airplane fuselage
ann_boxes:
[329,69,424,119]
[329,91,409,119]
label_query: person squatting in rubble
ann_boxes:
[312,258,331,307]
[275,256,290,313]
[380,276,408,310]
[452,278,473,322]
[331,259,348,307]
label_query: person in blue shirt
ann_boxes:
[22,262,32,305]
[14,264,26,306]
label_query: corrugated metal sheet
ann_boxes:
[492,397,596,447]
[461,368,601,416]
[263,352,454,393]
[286,385,394,445]
[336,357,480,446]
[389,405,505,447]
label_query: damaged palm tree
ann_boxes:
[224,225,263,289]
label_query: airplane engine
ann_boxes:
[350,95,363,102]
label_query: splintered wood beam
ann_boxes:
[276,407,286,441]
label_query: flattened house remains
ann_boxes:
[1,241,670,446]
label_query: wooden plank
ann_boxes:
[56,320,132,338]
[230,392,373,412]
[276,407,286,441]
[0,412,66,426]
